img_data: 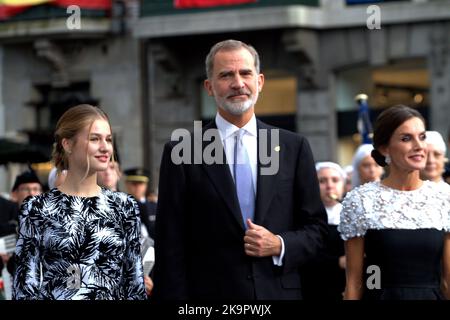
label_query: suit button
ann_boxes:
[247,275,253,279]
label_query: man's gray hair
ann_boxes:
[205,39,260,79]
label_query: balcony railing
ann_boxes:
[0,4,108,22]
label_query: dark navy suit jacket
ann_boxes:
[153,119,328,300]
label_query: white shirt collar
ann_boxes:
[326,203,342,226]
[215,112,257,141]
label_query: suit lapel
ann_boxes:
[200,120,246,230]
[254,120,280,225]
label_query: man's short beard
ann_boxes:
[217,98,254,116]
[215,83,259,116]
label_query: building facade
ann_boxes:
[1,0,449,193]
[135,0,450,185]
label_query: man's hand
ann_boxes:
[244,219,281,257]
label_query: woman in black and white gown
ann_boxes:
[12,104,146,300]
[339,105,450,300]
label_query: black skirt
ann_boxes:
[363,228,445,300]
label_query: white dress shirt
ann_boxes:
[138,197,150,238]
[215,113,285,266]
[215,112,258,192]
[325,203,342,226]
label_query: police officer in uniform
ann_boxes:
[123,168,157,240]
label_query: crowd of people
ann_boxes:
[0,39,449,300]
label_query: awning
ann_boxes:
[174,0,257,9]
[0,138,51,165]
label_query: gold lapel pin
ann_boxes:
[274,146,280,152]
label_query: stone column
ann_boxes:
[0,46,7,194]
[283,29,338,162]
[429,23,450,142]
[297,89,337,162]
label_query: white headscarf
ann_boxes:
[47,168,66,189]
[315,161,345,225]
[47,167,58,189]
[315,161,346,181]
[351,144,374,189]
[426,131,446,155]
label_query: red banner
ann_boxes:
[0,4,28,19]
[0,0,110,20]
[54,0,111,10]
[174,0,257,9]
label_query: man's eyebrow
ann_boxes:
[218,70,234,76]
[218,68,253,76]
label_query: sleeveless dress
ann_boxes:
[338,181,450,300]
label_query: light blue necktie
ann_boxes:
[234,129,255,228]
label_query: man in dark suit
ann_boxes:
[0,196,19,273]
[1,169,43,240]
[0,196,18,238]
[153,39,327,300]
[2,170,43,281]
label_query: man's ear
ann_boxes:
[204,79,213,97]
[258,73,264,92]
[10,192,18,202]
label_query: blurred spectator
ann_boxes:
[420,131,449,190]
[47,168,67,190]
[0,196,18,280]
[446,127,450,184]
[351,144,383,189]
[97,161,121,191]
[3,170,43,297]
[124,168,156,240]
[0,196,18,238]
[302,162,346,300]
[447,127,450,151]
[11,170,43,207]
[147,190,158,204]
[343,165,353,195]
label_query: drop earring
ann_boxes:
[385,155,391,165]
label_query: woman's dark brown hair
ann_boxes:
[371,105,425,167]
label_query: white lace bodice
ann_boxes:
[338,181,450,241]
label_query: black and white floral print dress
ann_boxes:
[12,188,147,300]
